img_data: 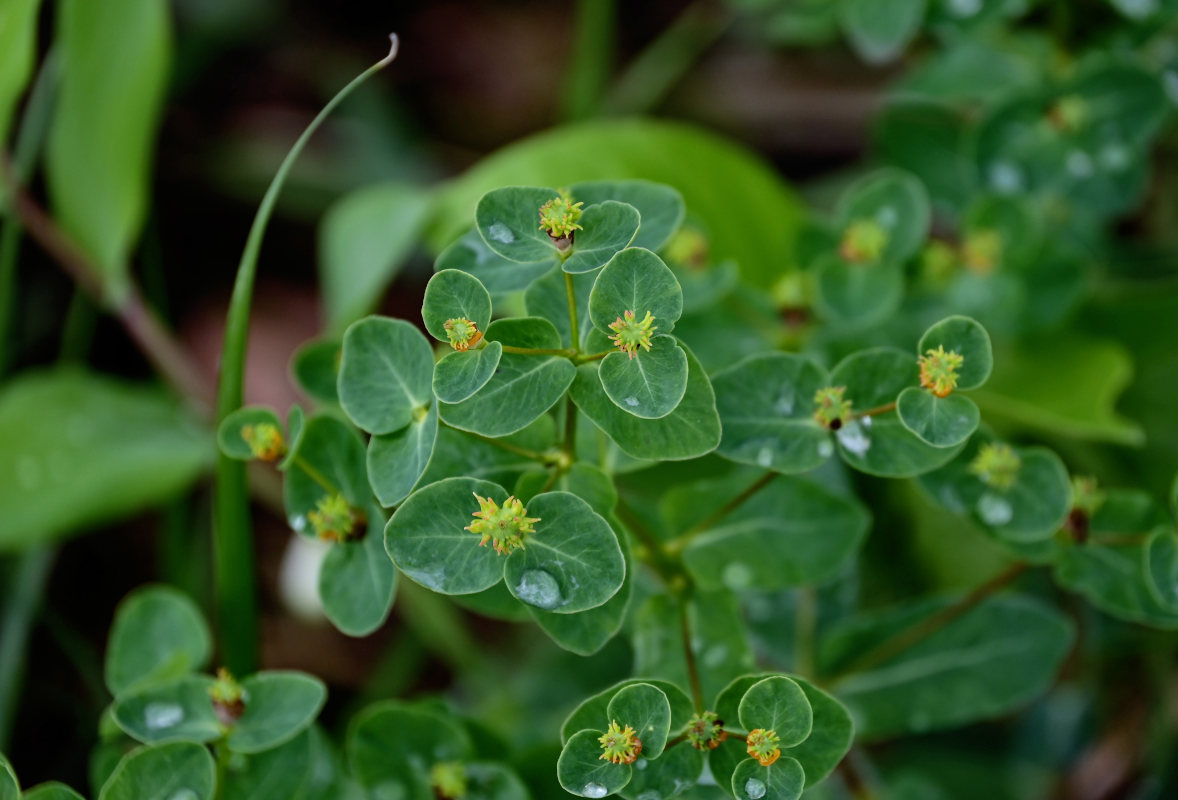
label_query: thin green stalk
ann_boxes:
[212,34,400,674]
[293,456,342,496]
[574,349,611,364]
[678,594,705,713]
[499,345,576,357]
[0,546,55,752]
[441,419,551,462]
[565,272,581,351]
[561,0,616,121]
[666,470,776,555]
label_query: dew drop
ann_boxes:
[976,492,1013,526]
[875,205,898,229]
[756,446,773,468]
[774,387,795,415]
[515,569,562,610]
[144,702,184,730]
[290,515,307,533]
[624,396,639,408]
[836,420,871,456]
[988,161,1024,193]
[744,777,767,800]
[723,562,754,591]
[583,782,608,798]
[487,222,515,244]
[1099,142,1131,172]
[947,0,983,16]
[635,758,648,771]
[636,791,660,800]
[169,791,199,800]
[861,415,872,428]
[817,439,835,458]
[1067,150,1094,179]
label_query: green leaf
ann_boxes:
[217,406,284,460]
[420,417,555,488]
[347,702,471,797]
[320,506,398,637]
[21,782,85,800]
[558,729,631,798]
[433,343,504,404]
[0,754,16,800]
[731,757,805,800]
[682,477,869,592]
[562,679,695,747]
[112,675,221,745]
[282,414,369,536]
[820,594,1074,739]
[220,730,313,800]
[738,676,813,748]
[98,742,215,800]
[367,402,438,507]
[429,119,805,290]
[0,0,40,150]
[606,683,672,759]
[385,477,508,595]
[338,317,434,436]
[588,248,683,336]
[828,349,963,478]
[105,585,211,698]
[620,745,703,800]
[439,318,576,438]
[476,186,563,263]
[0,369,212,551]
[971,334,1144,446]
[461,763,531,800]
[46,0,170,291]
[226,671,327,754]
[571,347,720,461]
[503,492,625,613]
[421,269,493,343]
[918,315,993,390]
[873,99,974,213]
[598,336,688,419]
[562,201,642,275]
[813,255,904,327]
[570,180,685,251]
[515,463,618,517]
[896,389,980,448]
[840,0,926,64]
[834,168,930,265]
[1147,528,1178,614]
[435,228,556,295]
[319,182,433,331]
[292,339,341,406]
[525,268,595,349]
[712,353,832,474]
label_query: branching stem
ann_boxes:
[667,471,777,555]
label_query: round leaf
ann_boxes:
[712,352,833,474]
[338,316,434,435]
[367,402,439,507]
[22,782,86,800]
[217,406,284,461]
[98,742,215,800]
[605,683,672,759]
[436,228,557,295]
[570,179,685,251]
[320,507,398,637]
[421,269,493,343]
[347,702,471,794]
[291,338,341,405]
[385,477,509,595]
[562,201,642,274]
[812,254,904,327]
[834,168,931,265]
[105,585,211,698]
[918,315,993,391]
[282,414,370,537]
[503,492,625,614]
[557,729,631,798]
[562,679,695,746]
[896,388,980,448]
[112,675,221,745]
[476,186,562,262]
[226,671,327,754]
[433,342,503,404]
[588,248,683,336]
[220,730,313,800]
[737,677,813,749]
[731,757,805,800]
[840,0,925,65]
[621,744,703,800]
[598,336,688,419]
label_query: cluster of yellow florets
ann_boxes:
[918,345,964,398]
[608,310,657,359]
[598,721,643,765]
[464,493,539,555]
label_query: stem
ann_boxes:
[830,562,1030,683]
[441,420,550,462]
[667,471,776,555]
[0,547,55,752]
[614,496,680,584]
[565,272,581,351]
[294,456,341,496]
[851,401,896,420]
[574,350,612,364]
[678,594,705,713]
[561,0,615,121]
[212,34,400,675]
[836,752,879,800]
[498,345,576,358]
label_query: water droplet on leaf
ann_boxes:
[744,777,767,799]
[817,439,835,458]
[976,492,1014,526]
[723,562,753,590]
[624,396,639,408]
[583,782,608,798]
[144,702,184,730]
[635,758,648,771]
[487,222,515,244]
[515,569,562,610]
[836,420,871,456]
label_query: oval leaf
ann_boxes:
[738,677,813,749]
[421,269,493,343]
[98,742,215,800]
[562,201,642,274]
[605,683,672,759]
[570,179,684,251]
[813,255,904,327]
[433,341,504,404]
[588,248,683,336]
[476,186,562,263]
[105,585,211,698]
[347,702,471,795]
[282,414,370,537]
[896,388,980,448]
[217,406,284,461]
[834,168,931,266]
[598,336,688,419]
[367,402,439,507]
[320,507,397,637]
[918,315,993,391]
[226,671,327,754]
[731,757,805,800]
[112,675,221,745]
[291,338,341,406]
[840,0,926,65]
[338,317,434,435]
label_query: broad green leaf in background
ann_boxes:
[812,255,904,327]
[46,0,171,294]
[431,119,805,289]
[0,0,40,150]
[347,703,471,797]
[820,594,1074,739]
[421,269,492,343]
[292,338,342,406]
[0,754,16,800]
[873,99,974,214]
[367,401,438,507]
[337,317,434,436]
[220,730,313,800]
[319,182,433,332]
[112,674,221,744]
[834,168,931,266]
[319,504,397,636]
[104,585,211,697]
[226,671,327,754]
[98,742,215,800]
[840,0,927,64]
[0,370,211,551]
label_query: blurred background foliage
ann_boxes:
[1,0,1177,797]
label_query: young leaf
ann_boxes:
[347,702,471,796]
[503,492,625,614]
[730,757,805,800]
[570,180,685,251]
[812,255,904,327]
[282,414,370,537]
[896,388,980,448]
[421,269,493,343]
[437,228,557,295]
[476,186,564,263]
[338,316,434,436]
[562,680,695,747]
[105,585,211,698]
[840,0,926,65]
[367,402,438,507]
[220,730,313,800]
[385,477,510,595]
[433,342,503,404]
[588,248,684,336]
[98,742,216,800]
[562,201,642,274]
[918,315,993,391]
[557,729,632,798]
[319,505,397,637]
[738,676,813,749]
[226,671,327,754]
[606,683,672,759]
[834,168,931,266]
[112,674,221,745]
[597,335,689,419]
[217,406,285,461]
